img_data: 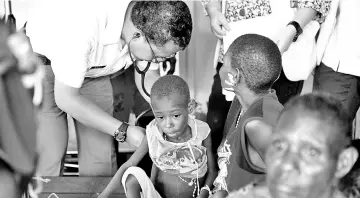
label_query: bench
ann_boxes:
[36,177,126,198]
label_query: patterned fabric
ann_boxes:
[212,91,283,193]
[290,0,332,23]
[201,0,272,63]
[146,117,210,179]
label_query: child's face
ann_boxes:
[265,109,338,198]
[151,93,189,139]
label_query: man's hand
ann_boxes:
[126,125,146,148]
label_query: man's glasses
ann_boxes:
[128,34,177,97]
[144,36,176,63]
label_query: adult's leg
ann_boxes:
[76,76,117,176]
[314,62,360,120]
[206,62,232,154]
[36,66,68,176]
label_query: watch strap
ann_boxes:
[287,21,303,42]
[114,122,129,143]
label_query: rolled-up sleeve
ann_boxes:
[290,0,332,23]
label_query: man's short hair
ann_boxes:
[226,34,282,94]
[150,75,190,105]
[131,1,192,50]
[281,92,352,158]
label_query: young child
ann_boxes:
[227,92,359,198]
[99,75,217,198]
[211,34,283,198]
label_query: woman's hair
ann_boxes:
[339,139,360,198]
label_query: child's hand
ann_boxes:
[197,189,210,198]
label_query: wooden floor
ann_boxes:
[37,177,126,198]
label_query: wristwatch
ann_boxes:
[287,21,303,42]
[114,122,129,143]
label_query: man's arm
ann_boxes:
[55,80,145,147]
[134,62,160,103]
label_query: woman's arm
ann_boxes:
[198,134,217,198]
[278,0,332,53]
[98,137,149,197]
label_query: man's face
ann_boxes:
[265,109,338,198]
[130,38,179,63]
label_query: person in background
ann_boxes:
[227,93,359,198]
[0,18,42,198]
[99,75,217,198]
[211,34,283,198]
[202,0,332,154]
[25,1,192,177]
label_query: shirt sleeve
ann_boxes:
[290,0,332,23]
[26,5,94,88]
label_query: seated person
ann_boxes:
[227,92,359,198]
[99,75,217,198]
[212,34,283,197]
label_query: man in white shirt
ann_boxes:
[314,0,360,121]
[26,0,193,176]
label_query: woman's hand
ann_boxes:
[275,25,297,54]
[206,1,231,38]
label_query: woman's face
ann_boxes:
[265,109,338,198]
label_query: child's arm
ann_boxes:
[245,120,273,161]
[198,134,217,198]
[150,164,158,183]
[98,137,149,198]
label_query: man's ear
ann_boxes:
[188,99,197,115]
[335,146,359,178]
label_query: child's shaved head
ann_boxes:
[150,75,190,106]
[226,34,282,94]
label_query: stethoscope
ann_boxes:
[128,33,152,97]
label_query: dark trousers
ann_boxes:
[314,62,360,120]
[206,63,304,154]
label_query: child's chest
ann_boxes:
[154,169,206,198]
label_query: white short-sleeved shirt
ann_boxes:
[26,0,159,88]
